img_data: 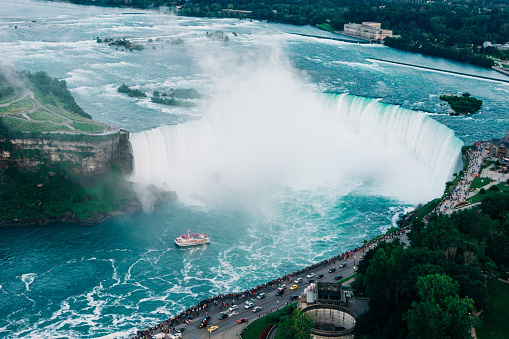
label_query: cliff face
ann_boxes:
[0,130,133,177]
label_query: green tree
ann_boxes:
[404,274,478,339]
[275,309,314,339]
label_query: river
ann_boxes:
[0,0,508,338]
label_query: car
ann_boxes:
[294,277,303,283]
[328,267,336,273]
[201,315,211,323]
[306,273,314,278]
[276,289,285,296]
[207,326,219,332]
[360,255,365,260]
[176,327,186,333]
[228,305,238,312]
[257,293,266,299]
[245,298,254,304]
[317,274,324,279]
[253,306,263,312]
[279,284,287,290]
[218,313,228,320]
[339,262,347,268]
[289,295,299,301]
[290,284,298,290]
[335,275,343,280]
[306,279,314,284]
[245,302,254,309]
[170,334,182,339]
[237,318,248,324]
[199,321,208,329]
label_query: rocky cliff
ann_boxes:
[0,130,133,177]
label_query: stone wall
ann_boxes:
[0,130,133,177]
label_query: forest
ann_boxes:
[351,193,509,338]
[58,0,509,67]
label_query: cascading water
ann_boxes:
[129,64,463,206]
[322,93,464,183]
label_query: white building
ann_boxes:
[343,22,394,41]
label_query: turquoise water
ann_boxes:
[0,1,508,338]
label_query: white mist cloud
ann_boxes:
[129,39,461,208]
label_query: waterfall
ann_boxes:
[129,78,463,206]
[322,93,463,183]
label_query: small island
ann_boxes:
[118,83,147,98]
[96,37,144,51]
[440,92,482,115]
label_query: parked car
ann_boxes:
[335,275,343,280]
[218,313,228,320]
[257,293,266,299]
[237,318,248,324]
[228,305,238,312]
[289,295,299,301]
[294,277,303,283]
[253,306,263,312]
[306,273,314,278]
[339,262,347,268]
[328,267,336,273]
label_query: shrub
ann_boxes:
[489,185,500,191]
[480,188,486,194]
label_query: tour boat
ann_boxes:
[175,230,210,247]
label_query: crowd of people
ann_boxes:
[129,227,409,339]
[432,141,488,216]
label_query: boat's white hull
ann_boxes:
[175,239,210,247]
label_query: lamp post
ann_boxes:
[277,300,279,311]
[207,324,211,339]
[354,255,356,266]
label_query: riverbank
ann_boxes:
[126,227,409,339]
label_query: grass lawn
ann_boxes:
[0,116,71,133]
[470,177,493,190]
[409,198,441,221]
[476,278,509,339]
[0,91,25,105]
[316,23,335,32]
[242,303,296,339]
[0,96,35,115]
[71,122,104,133]
[468,184,509,204]
[28,109,67,123]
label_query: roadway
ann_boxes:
[147,233,409,339]
[167,257,362,339]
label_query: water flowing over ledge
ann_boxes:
[128,92,463,205]
[322,93,464,184]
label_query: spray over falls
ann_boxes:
[129,71,463,206]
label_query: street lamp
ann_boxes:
[354,255,356,265]
[277,300,279,311]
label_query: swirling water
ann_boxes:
[0,0,508,338]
